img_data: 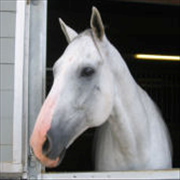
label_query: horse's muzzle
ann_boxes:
[42,133,66,165]
[29,79,64,168]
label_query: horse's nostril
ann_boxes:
[42,135,52,156]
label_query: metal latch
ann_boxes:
[27,0,39,5]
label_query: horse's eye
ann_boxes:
[80,67,95,77]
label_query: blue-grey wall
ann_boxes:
[0,0,16,162]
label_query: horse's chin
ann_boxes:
[56,148,66,166]
[43,148,66,168]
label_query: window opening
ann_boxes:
[46,0,180,172]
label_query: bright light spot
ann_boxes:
[134,54,180,61]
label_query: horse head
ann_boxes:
[30,7,114,168]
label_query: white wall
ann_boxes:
[0,0,16,163]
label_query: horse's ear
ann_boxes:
[90,7,104,41]
[59,18,78,43]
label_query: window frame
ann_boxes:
[4,0,178,179]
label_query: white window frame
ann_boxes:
[1,0,179,179]
[39,170,180,180]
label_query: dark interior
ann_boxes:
[46,0,180,172]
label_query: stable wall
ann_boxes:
[0,0,16,163]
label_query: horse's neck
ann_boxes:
[107,42,151,156]
[95,39,171,170]
[110,83,150,155]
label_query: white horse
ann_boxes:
[30,7,172,171]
